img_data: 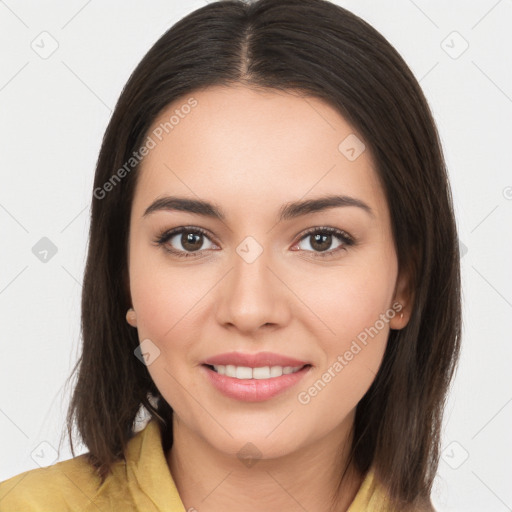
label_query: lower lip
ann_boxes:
[202,364,311,402]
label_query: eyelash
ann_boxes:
[153,225,355,259]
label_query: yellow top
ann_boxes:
[0,419,392,511]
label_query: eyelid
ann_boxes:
[297,226,354,245]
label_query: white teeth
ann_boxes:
[252,366,271,379]
[236,366,253,379]
[211,364,303,379]
[270,366,283,377]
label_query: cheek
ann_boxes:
[129,237,201,340]
[128,252,208,412]
[294,258,396,345]
[291,259,396,405]
[128,245,215,408]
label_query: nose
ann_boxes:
[214,246,291,335]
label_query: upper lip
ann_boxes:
[203,351,310,368]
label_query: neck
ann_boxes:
[167,412,363,512]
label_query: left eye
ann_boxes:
[155,227,215,257]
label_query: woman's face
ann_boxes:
[127,84,409,460]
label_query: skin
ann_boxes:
[126,84,411,511]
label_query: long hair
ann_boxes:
[65,1,462,509]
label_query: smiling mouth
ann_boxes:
[203,363,311,380]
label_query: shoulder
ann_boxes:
[347,467,436,512]
[0,420,180,512]
[0,454,130,512]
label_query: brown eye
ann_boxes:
[294,227,354,258]
[155,227,216,258]
[180,231,205,252]
[308,232,335,252]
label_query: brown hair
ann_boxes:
[65,0,461,509]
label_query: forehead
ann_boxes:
[133,85,387,222]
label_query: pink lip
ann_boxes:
[203,351,309,368]
[201,364,311,402]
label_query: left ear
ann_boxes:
[389,260,415,330]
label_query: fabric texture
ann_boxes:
[0,419,392,511]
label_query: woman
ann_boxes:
[0,0,461,510]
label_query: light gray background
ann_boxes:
[1,1,511,510]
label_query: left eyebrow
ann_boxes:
[142,194,374,221]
